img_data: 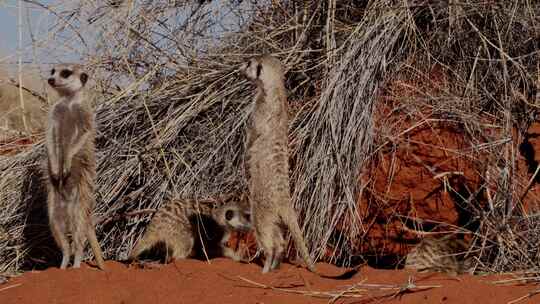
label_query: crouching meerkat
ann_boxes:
[128,195,252,263]
[46,64,105,270]
[240,56,358,279]
[405,235,475,275]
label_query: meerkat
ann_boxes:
[239,56,358,280]
[404,235,475,275]
[46,64,105,270]
[239,55,317,274]
[128,195,252,263]
[209,198,253,262]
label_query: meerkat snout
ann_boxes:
[216,204,252,232]
[239,58,261,82]
[227,209,251,232]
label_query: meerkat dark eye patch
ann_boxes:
[80,73,88,86]
[50,68,55,75]
[256,63,262,78]
[60,69,73,79]
[225,210,234,221]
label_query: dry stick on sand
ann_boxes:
[236,275,440,302]
[507,289,540,304]
[0,283,21,293]
[492,275,540,304]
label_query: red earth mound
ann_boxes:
[345,62,540,262]
[1,260,538,304]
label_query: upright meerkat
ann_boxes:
[128,195,252,263]
[404,235,474,275]
[46,64,105,270]
[239,55,316,274]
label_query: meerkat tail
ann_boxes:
[86,223,106,270]
[282,210,316,272]
[283,210,361,279]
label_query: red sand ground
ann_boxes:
[1,260,538,304]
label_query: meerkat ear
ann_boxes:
[80,73,89,86]
[256,63,262,78]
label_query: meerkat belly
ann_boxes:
[53,106,78,147]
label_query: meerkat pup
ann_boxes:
[209,199,253,262]
[404,235,474,275]
[239,55,316,274]
[46,64,105,270]
[128,196,252,263]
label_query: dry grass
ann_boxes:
[0,0,540,280]
[0,67,48,141]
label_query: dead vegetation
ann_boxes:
[1,0,540,281]
[0,67,48,142]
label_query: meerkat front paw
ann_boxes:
[223,247,247,262]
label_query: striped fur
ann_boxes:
[129,194,251,262]
[405,235,474,275]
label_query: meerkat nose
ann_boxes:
[48,78,55,86]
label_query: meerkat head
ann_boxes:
[47,64,88,96]
[213,202,252,232]
[239,55,285,87]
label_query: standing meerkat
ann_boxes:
[239,56,358,280]
[46,64,105,270]
[240,55,315,274]
[128,195,252,263]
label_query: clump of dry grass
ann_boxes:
[1,0,540,279]
[371,0,540,275]
[0,67,48,141]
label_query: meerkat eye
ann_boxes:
[50,68,55,75]
[225,210,234,221]
[246,60,251,67]
[256,63,262,78]
[60,69,73,79]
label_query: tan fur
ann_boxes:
[210,196,252,262]
[129,194,251,262]
[404,235,474,275]
[240,55,315,274]
[46,63,105,270]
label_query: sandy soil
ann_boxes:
[1,260,538,304]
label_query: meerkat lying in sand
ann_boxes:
[128,195,252,263]
[45,64,105,270]
[405,235,474,275]
[239,55,357,280]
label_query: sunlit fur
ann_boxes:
[240,55,316,274]
[46,63,105,270]
[129,195,251,262]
